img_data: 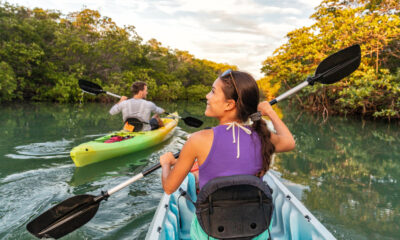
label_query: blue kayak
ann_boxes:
[146,171,335,240]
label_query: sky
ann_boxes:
[6,0,322,79]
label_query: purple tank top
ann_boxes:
[198,124,263,189]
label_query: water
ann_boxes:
[0,102,399,239]
[274,105,400,240]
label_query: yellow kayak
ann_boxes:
[70,113,178,167]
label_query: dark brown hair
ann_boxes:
[219,71,275,176]
[131,81,147,95]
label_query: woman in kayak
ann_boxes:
[159,69,295,239]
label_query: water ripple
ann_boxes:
[0,165,74,237]
[5,139,73,160]
[1,164,74,184]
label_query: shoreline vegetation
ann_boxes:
[0,1,399,119]
[259,0,400,120]
[0,2,236,104]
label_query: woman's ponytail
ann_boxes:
[252,119,275,177]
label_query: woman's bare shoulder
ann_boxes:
[185,128,214,161]
[187,128,213,143]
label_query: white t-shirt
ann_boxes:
[109,98,164,131]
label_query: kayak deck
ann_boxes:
[146,172,335,240]
[70,113,178,167]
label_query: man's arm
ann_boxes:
[153,103,165,115]
[118,96,128,103]
[150,102,165,127]
[109,96,128,115]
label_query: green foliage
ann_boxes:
[186,84,210,101]
[43,74,81,103]
[0,61,17,101]
[0,3,234,103]
[261,0,400,119]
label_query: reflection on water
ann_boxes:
[274,103,400,240]
[0,101,398,239]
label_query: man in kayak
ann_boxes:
[159,70,295,239]
[109,81,165,132]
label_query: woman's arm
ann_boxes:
[160,133,199,194]
[258,101,295,152]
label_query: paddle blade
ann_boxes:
[314,44,361,84]
[78,80,105,95]
[27,194,100,239]
[183,116,203,128]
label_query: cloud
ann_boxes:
[157,0,302,16]
[296,0,322,8]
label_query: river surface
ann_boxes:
[0,101,399,239]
